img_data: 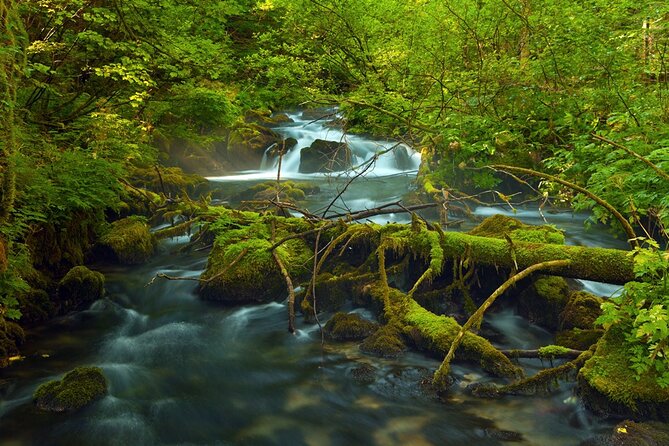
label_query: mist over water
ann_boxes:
[0,112,620,445]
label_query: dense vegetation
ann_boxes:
[1,0,669,426]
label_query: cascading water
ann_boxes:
[0,112,621,445]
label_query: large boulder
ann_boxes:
[57,266,105,310]
[324,312,379,342]
[34,367,107,412]
[97,217,156,264]
[299,139,352,173]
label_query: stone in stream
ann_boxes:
[392,145,414,170]
[57,265,105,310]
[298,139,352,173]
[96,217,156,264]
[34,366,107,412]
[323,312,379,342]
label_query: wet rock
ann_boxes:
[245,109,294,126]
[556,328,604,351]
[18,288,56,325]
[34,366,107,412]
[57,266,105,310]
[323,312,379,342]
[466,382,502,399]
[392,145,414,170]
[299,139,352,173]
[360,325,406,358]
[97,217,156,264]
[351,363,377,384]
[484,427,524,442]
[300,108,334,121]
[369,366,436,399]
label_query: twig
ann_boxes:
[433,259,571,388]
[592,133,669,182]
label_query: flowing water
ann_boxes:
[0,111,623,445]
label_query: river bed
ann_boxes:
[0,112,624,445]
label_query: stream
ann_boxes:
[0,112,625,445]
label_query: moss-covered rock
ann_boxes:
[578,327,669,420]
[234,181,319,204]
[198,210,312,304]
[18,288,56,324]
[98,217,156,264]
[360,325,406,358]
[517,275,570,330]
[57,266,105,310]
[324,312,379,342]
[560,291,603,330]
[469,214,565,245]
[34,367,107,412]
[128,166,207,197]
[556,328,604,350]
[0,321,25,367]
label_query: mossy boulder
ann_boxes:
[34,367,107,412]
[234,181,319,204]
[560,291,603,330]
[324,312,379,342]
[198,211,312,304]
[57,266,105,310]
[98,217,156,264]
[469,214,565,245]
[18,288,56,324]
[128,166,207,197]
[299,139,352,173]
[360,325,406,358]
[0,321,25,367]
[517,275,570,330]
[578,327,669,420]
[556,328,604,350]
[226,123,283,170]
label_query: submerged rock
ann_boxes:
[323,312,379,342]
[34,366,107,412]
[299,139,352,173]
[97,217,156,264]
[57,266,105,310]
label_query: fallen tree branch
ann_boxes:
[500,348,584,360]
[591,133,669,182]
[272,250,296,334]
[433,259,572,390]
[489,165,639,248]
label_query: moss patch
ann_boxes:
[128,166,207,196]
[360,325,406,358]
[34,366,107,412]
[324,312,379,342]
[517,275,570,330]
[57,266,105,310]
[560,290,603,330]
[469,214,565,245]
[579,327,669,419]
[98,217,156,264]
[234,181,319,204]
[18,288,56,324]
[556,328,604,350]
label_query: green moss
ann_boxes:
[57,266,105,310]
[199,210,313,303]
[538,344,572,359]
[18,288,55,324]
[610,420,669,445]
[98,216,156,264]
[235,181,319,203]
[469,214,565,245]
[128,166,207,196]
[556,328,604,350]
[324,312,379,342]
[360,325,406,358]
[559,291,603,330]
[517,275,570,330]
[580,327,669,411]
[34,366,107,412]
